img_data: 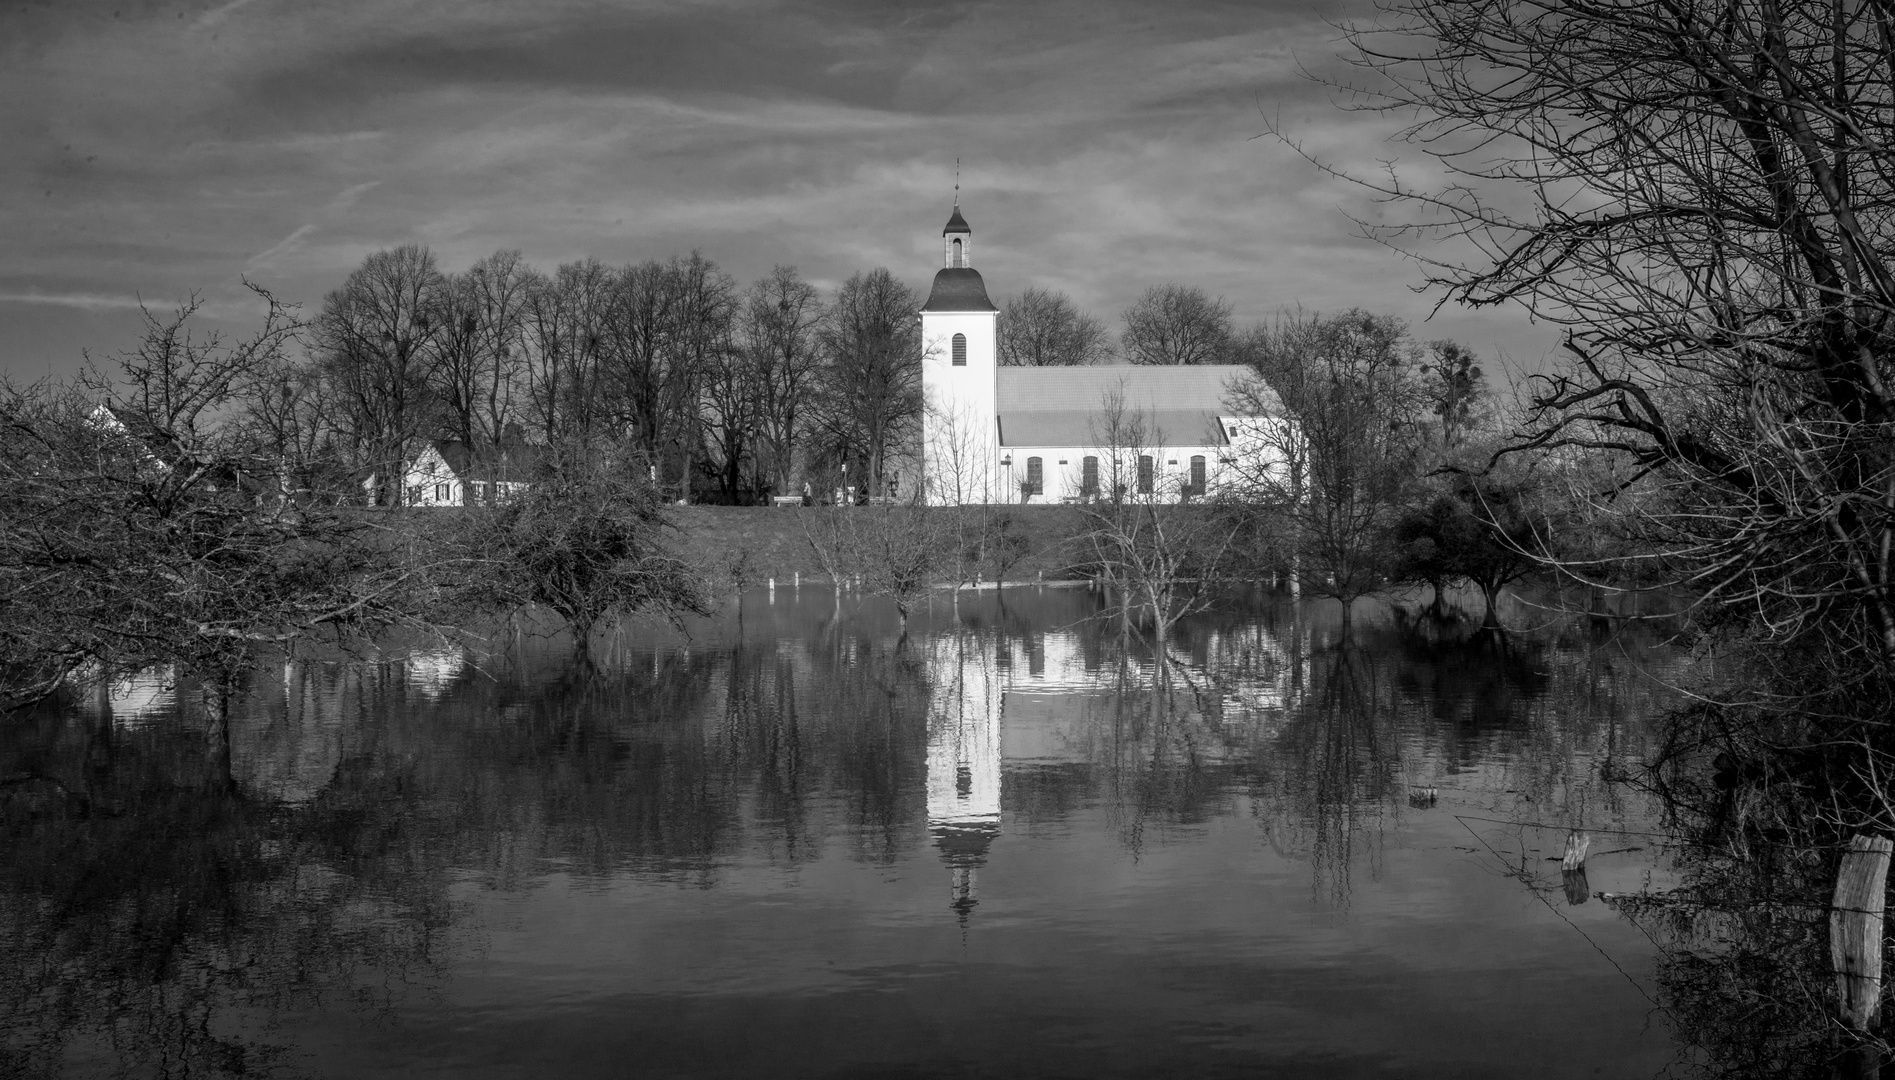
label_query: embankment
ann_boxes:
[668,504,1090,586]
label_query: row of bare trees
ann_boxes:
[248,246,924,505]
[999,283,1248,367]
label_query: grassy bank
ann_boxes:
[669,504,1091,587]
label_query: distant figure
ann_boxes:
[834,486,844,506]
[888,474,900,500]
[846,484,857,505]
[802,480,812,507]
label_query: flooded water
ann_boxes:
[2,587,1696,1079]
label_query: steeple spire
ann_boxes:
[943,166,972,268]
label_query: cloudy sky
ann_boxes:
[0,0,1555,380]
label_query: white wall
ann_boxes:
[999,442,1236,503]
[920,309,1000,504]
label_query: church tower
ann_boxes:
[920,200,999,504]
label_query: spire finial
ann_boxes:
[954,158,960,207]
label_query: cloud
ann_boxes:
[196,0,262,28]
[248,223,318,266]
[0,290,151,311]
[326,180,381,213]
[0,0,1558,378]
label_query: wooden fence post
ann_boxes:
[1831,833,1893,1031]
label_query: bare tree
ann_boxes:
[1120,284,1234,366]
[700,304,757,503]
[1419,339,1484,452]
[742,265,826,496]
[599,258,675,474]
[998,286,1113,366]
[1319,0,1895,668]
[431,249,529,457]
[816,268,923,497]
[2,301,430,711]
[521,258,614,449]
[455,444,709,653]
[659,252,737,503]
[1235,309,1424,630]
[312,245,448,505]
[1077,387,1240,654]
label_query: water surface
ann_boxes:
[2,587,1692,1078]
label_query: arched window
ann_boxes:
[1189,455,1207,496]
[952,333,967,366]
[1137,454,1154,494]
[1025,457,1043,496]
[952,237,964,267]
[1081,456,1099,496]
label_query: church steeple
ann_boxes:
[943,202,971,268]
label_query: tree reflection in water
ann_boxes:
[0,589,1696,1077]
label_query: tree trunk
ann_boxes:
[1481,581,1502,628]
[201,682,238,798]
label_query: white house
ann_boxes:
[918,203,1282,505]
[399,439,539,507]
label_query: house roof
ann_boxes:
[920,267,997,313]
[943,205,971,235]
[994,364,1272,449]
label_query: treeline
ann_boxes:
[265,246,921,504]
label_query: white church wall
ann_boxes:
[999,441,1238,503]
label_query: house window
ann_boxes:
[407,485,422,505]
[473,481,487,503]
[952,237,964,267]
[952,333,967,366]
[1081,456,1099,496]
[435,482,450,503]
[1189,455,1207,495]
[1137,455,1154,494]
[1025,457,1043,496]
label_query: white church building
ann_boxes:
[918,204,1280,506]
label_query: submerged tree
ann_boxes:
[1076,389,1241,653]
[459,446,709,651]
[1235,309,1425,630]
[1,291,426,711]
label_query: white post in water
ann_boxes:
[1833,834,1893,1030]
[768,578,776,603]
[1561,831,1590,871]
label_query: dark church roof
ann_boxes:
[920,267,997,312]
[943,205,971,235]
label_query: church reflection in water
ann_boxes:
[925,634,1003,923]
[922,620,1303,923]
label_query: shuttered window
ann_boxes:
[1137,455,1154,494]
[1025,457,1043,495]
[952,333,967,366]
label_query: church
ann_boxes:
[918,203,1279,506]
